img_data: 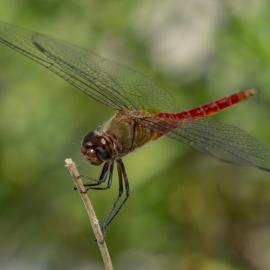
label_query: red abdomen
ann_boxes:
[158,89,256,120]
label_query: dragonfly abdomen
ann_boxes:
[158,89,256,121]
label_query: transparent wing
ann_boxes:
[0,22,176,112]
[141,117,270,171]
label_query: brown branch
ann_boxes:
[65,158,113,270]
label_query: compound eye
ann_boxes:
[95,147,110,161]
[84,142,92,149]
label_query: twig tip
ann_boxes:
[65,158,73,167]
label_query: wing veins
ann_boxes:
[33,39,125,110]
[140,117,270,171]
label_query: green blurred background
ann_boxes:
[1,0,270,269]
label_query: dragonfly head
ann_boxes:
[81,132,112,166]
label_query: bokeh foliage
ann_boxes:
[0,0,270,269]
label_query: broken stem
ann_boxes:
[65,158,113,270]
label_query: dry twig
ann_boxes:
[65,158,113,270]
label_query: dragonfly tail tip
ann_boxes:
[247,88,256,96]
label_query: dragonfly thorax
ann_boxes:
[81,131,114,166]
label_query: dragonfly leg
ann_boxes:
[102,159,130,234]
[112,160,124,208]
[74,162,109,191]
[86,162,114,191]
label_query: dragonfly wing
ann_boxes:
[0,22,176,112]
[141,117,270,171]
[32,33,176,112]
[169,119,270,171]
[0,22,122,109]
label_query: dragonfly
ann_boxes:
[0,22,270,233]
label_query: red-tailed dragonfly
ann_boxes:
[0,22,269,233]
